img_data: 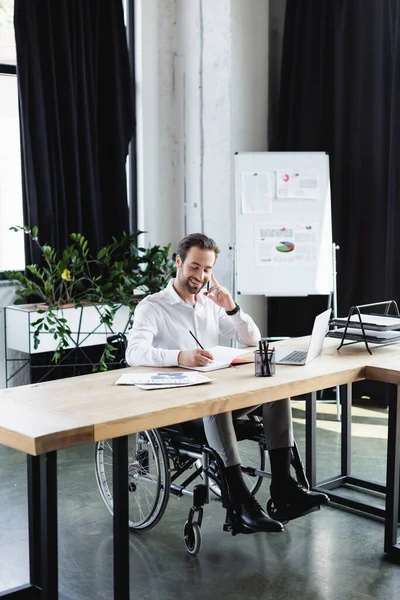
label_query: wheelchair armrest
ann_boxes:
[161,417,263,444]
[107,333,127,347]
[233,419,264,442]
[160,419,206,442]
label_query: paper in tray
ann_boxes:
[328,327,400,343]
[331,314,400,331]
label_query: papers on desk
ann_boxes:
[331,314,400,331]
[115,371,213,390]
[328,327,400,344]
[181,346,252,372]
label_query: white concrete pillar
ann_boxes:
[137,0,270,333]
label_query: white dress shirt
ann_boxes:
[126,279,261,367]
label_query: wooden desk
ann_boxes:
[2,337,397,449]
[0,337,399,599]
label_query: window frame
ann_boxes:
[126,0,138,234]
[0,0,137,277]
[0,62,16,74]
[0,58,21,279]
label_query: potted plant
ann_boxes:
[4,226,175,371]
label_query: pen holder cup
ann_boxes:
[254,349,276,377]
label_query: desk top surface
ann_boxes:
[1,337,400,455]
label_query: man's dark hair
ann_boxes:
[177,233,220,263]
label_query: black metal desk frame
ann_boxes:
[306,384,400,562]
[1,382,399,598]
[0,436,130,600]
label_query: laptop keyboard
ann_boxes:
[281,350,307,364]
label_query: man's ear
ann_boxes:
[176,255,182,269]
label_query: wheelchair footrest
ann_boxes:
[223,519,238,536]
[269,502,321,524]
[223,510,236,535]
[223,511,258,536]
[223,521,258,536]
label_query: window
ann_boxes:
[0,0,25,273]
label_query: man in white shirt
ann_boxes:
[126,233,328,533]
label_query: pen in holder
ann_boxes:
[255,340,276,377]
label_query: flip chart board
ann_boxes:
[234,152,333,296]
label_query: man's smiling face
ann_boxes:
[175,246,216,295]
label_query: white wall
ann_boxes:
[136,0,270,333]
[135,0,182,249]
[201,0,233,289]
[230,0,269,329]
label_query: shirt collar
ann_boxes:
[165,278,207,307]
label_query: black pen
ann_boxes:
[258,340,264,375]
[189,330,204,350]
[264,341,270,376]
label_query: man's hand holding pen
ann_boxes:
[178,330,214,367]
[204,273,236,312]
[177,349,214,367]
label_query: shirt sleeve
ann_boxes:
[218,306,261,346]
[125,301,180,367]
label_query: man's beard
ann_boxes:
[178,272,205,294]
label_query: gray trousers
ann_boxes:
[203,398,294,467]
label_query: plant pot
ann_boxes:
[5,303,132,354]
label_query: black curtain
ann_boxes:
[268,0,400,341]
[14,0,134,262]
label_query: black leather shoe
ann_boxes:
[269,477,329,523]
[235,497,284,533]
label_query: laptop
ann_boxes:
[275,308,331,366]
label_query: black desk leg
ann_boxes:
[341,384,351,477]
[1,454,58,599]
[0,457,43,598]
[113,436,130,600]
[306,391,317,487]
[40,452,58,599]
[384,385,400,560]
[27,456,41,589]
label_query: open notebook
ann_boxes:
[181,345,252,372]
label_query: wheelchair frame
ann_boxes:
[94,415,309,555]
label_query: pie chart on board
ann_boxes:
[276,241,294,253]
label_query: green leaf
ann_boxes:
[8,225,174,368]
[31,318,44,326]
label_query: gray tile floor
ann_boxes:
[0,397,399,599]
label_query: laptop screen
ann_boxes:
[305,309,332,363]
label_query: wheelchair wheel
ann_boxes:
[95,429,171,531]
[184,521,202,555]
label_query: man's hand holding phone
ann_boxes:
[204,273,236,312]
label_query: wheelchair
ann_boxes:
[94,411,311,555]
[94,335,313,555]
